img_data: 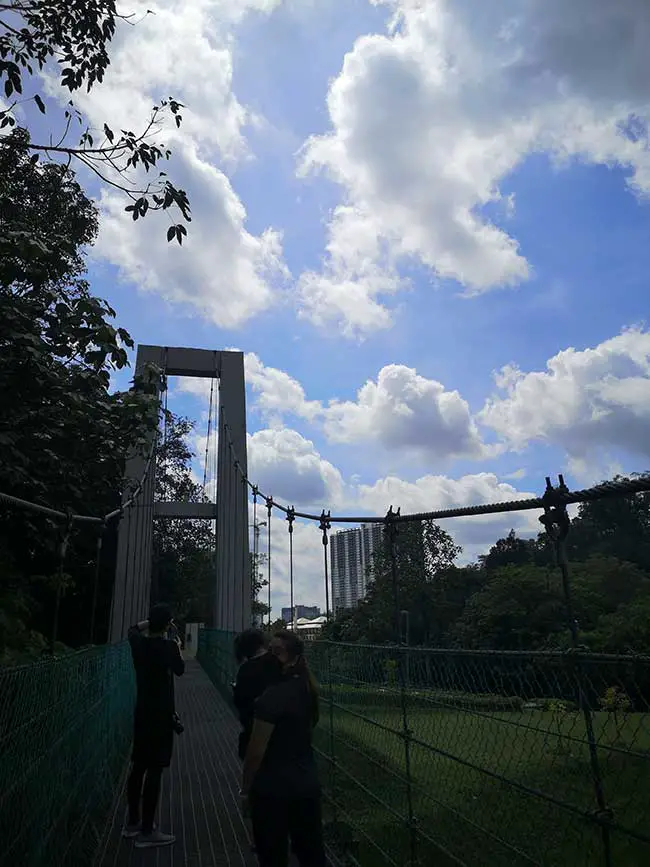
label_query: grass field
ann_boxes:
[314,683,650,867]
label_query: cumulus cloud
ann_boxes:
[323,364,489,461]
[353,470,541,562]
[245,353,322,424]
[56,0,287,326]
[248,428,344,508]
[95,145,286,328]
[299,0,650,334]
[297,206,405,338]
[479,328,650,461]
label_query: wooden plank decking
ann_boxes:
[96,660,256,867]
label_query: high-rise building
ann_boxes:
[281,604,321,623]
[330,523,385,613]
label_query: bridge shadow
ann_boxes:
[95,660,256,867]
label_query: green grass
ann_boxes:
[315,684,650,867]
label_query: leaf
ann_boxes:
[166,225,175,243]
[103,123,114,144]
[34,94,46,114]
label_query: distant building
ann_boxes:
[330,523,384,613]
[292,615,327,641]
[281,604,321,623]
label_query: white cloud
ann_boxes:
[297,206,405,338]
[245,353,322,424]
[299,0,650,334]
[353,470,541,561]
[323,364,489,461]
[48,0,287,327]
[94,144,286,328]
[479,328,650,461]
[248,428,344,508]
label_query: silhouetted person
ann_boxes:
[242,630,326,867]
[123,603,184,849]
[233,629,282,760]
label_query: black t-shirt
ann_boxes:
[128,626,185,723]
[233,652,282,732]
[252,674,320,798]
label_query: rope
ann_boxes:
[202,375,215,494]
[267,496,273,627]
[252,486,258,623]
[218,404,650,525]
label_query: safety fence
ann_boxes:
[0,643,135,867]
[198,630,650,867]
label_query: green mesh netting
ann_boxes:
[197,628,237,706]
[0,643,135,867]
[199,631,650,867]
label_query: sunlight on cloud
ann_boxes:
[64,0,287,326]
[299,0,650,335]
[479,327,650,462]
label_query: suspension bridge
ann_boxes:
[1,343,650,867]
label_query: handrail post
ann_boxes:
[541,475,613,867]
[386,508,418,866]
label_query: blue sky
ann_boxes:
[12,0,650,614]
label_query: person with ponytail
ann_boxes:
[241,630,326,867]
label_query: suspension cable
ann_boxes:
[252,486,258,624]
[287,506,295,630]
[219,402,650,525]
[320,510,331,621]
[203,375,215,495]
[266,496,273,627]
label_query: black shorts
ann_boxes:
[132,717,174,768]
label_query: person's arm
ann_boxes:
[170,638,185,677]
[127,619,149,648]
[241,685,284,796]
[242,719,274,796]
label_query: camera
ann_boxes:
[172,712,184,735]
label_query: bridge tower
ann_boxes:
[108,346,249,641]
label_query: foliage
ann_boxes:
[324,482,650,656]
[323,520,462,646]
[0,0,190,240]
[152,411,215,625]
[0,131,159,659]
[251,551,270,624]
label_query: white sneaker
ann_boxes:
[122,821,156,839]
[134,830,175,849]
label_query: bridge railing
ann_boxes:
[0,643,134,867]
[198,630,650,867]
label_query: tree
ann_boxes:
[151,411,215,625]
[452,565,566,650]
[1,0,190,241]
[479,529,550,571]
[250,551,270,625]
[568,478,650,571]
[354,520,462,645]
[0,131,159,659]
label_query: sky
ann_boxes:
[12,0,650,618]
